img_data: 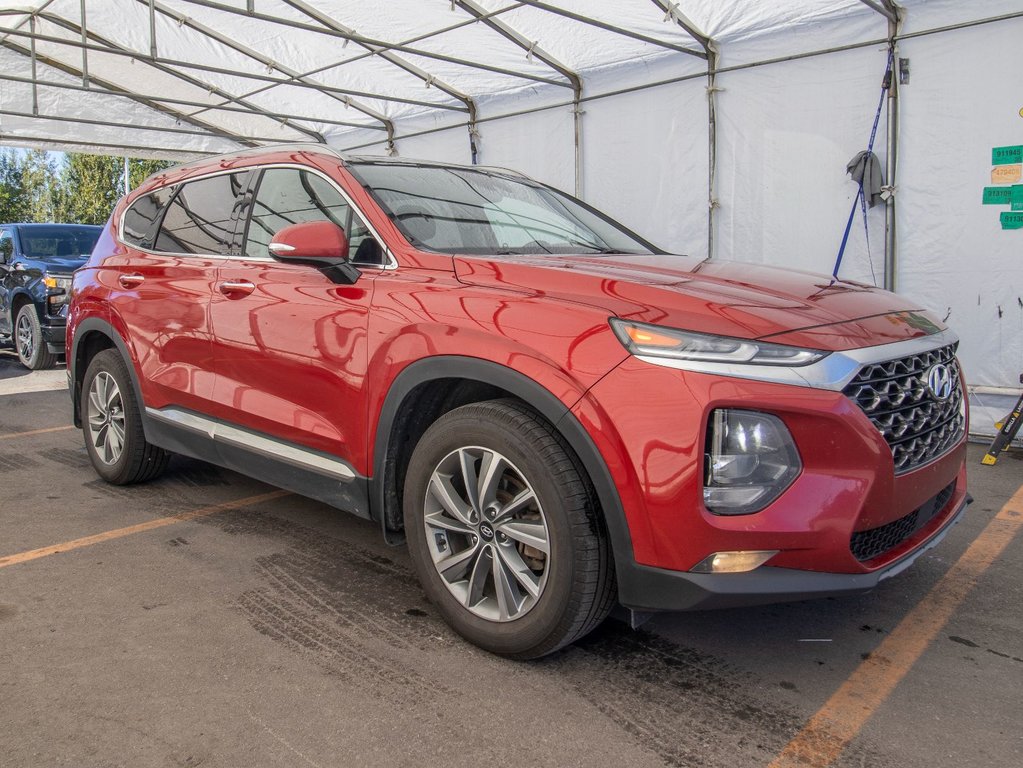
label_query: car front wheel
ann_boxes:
[15,304,56,370]
[404,400,615,659]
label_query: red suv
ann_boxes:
[68,146,970,658]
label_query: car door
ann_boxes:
[105,171,249,414]
[207,165,380,477]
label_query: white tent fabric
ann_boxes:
[1,1,1022,406]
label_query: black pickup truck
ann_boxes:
[0,223,102,369]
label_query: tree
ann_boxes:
[0,150,177,225]
[21,149,60,222]
[0,149,30,222]
[56,153,125,225]
[128,158,174,191]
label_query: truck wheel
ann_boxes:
[81,349,169,484]
[404,400,615,659]
[15,304,56,370]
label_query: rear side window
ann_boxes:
[154,172,247,255]
[122,187,175,250]
[244,168,379,262]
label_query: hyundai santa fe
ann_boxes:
[67,145,970,658]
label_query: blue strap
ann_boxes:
[834,183,864,278]
[833,48,894,279]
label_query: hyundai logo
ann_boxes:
[479,523,495,541]
[926,363,953,400]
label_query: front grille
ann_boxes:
[842,342,965,474]
[851,481,956,561]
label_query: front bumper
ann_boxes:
[42,305,68,354]
[617,491,972,612]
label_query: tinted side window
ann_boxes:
[245,168,375,260]
[0,230,12,262]
[154,173,246,255]
[122,187,175,249]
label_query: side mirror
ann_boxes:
[268,220,360,285]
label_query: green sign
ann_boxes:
[1012,186,1023,211]
[1000,211,1023,229]
[993,145,1023,165]
[983,187,1012,204]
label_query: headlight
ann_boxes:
[43,275,73,309]
[703,409,801,515]
[610,319,827,366]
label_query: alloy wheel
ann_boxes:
[423,446,551,622]
[15,312,33,361]
[86,372,126,465]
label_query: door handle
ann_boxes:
[218,280,255,298]
[118,273,145,288]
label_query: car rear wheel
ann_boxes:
[82,349,169,484]
[15,304,56,370]
[404,400,615,659]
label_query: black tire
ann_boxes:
[403,400,616,659]
[14,304,56,370]
[81,349,170,485]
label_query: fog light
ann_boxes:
[691,550,778,574]
[703,409,801,515]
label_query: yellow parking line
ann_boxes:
[0,490,290,570]
[0,425,75,440]
[770,486,1023,768]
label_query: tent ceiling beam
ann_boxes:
[278,0,480,160]
[452,0,578,90]
[0,36,261,147]
[0,11,326,142]
[649,1,714,53]
[515,0,706,59]
[171,0,570,89]
[5,16,466,115]
[0,107,293,143]
[280,0,476,112]
[0,134,218,157]
[0,1,56,46]
[0,72,385,132]
[140,0,398,147]
[451,0,583,192]
[858,0,898,23]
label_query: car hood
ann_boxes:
[453,253,945,352]
[32,256,89,274]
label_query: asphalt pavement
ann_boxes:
[0,353,1020,768]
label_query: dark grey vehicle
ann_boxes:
[0,223,102,369]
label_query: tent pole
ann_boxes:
[707,45,719,262]
[29,15,37,115]
[883,4,903,292]
[79,0,87,86]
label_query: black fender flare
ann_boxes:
[372,356,635,572]
[69,317,147,435]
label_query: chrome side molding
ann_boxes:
[146,407,356,482]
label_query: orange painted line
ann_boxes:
[770,486,1023,768]
[0,425,75,440]
[0,490,290,570]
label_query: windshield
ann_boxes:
[18,226,101,260]
[349,163,658,256]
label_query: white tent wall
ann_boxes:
[713,44,890,286]
[3,1,1023,407]
[897,16,1023,391]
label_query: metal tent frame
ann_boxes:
[2,1,1022,284]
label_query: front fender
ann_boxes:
[371,355,637,580]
